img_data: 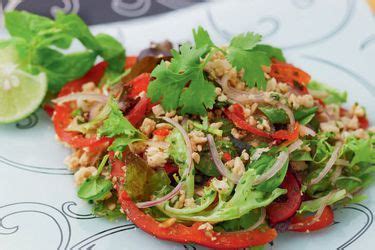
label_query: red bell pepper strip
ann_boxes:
[119,191,277,249]
[53,62,112,150]
[272,122,300,142]
[126,73,151,99]
[224,109,272,138]
[225,107,300,142]
[109,151,126,178]
[270,62,310,94]
[288,206,334,232]
[267,172,302,225]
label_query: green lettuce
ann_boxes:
[308,80,347,104]
[298,189,347,213]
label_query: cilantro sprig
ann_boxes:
[147,27,285,115]
[98,98,144,153]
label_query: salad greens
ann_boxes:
[3,11,125,93]
[307,80,347,104]
[148,27,285,115]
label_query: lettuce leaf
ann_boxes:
[308,81,347,104]
[298,189,347,213]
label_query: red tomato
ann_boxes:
[127,73,151,99]
[43,103,55,117]
[224,109,272,138]
[289,206,334,232]
[222,152,232,162]
[125,96,150,126]
[53,62,112,150]
[270,62,310,94]
[109,151,125,178]
[119,191,277,249]
[153,128,170,137]
[358,116,369,129]
[267,172,302,225]
[125,56,137,69]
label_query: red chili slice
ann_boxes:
[289,206,334,232]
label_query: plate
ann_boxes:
[0,0,374,249]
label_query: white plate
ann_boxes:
[0,0,374,249]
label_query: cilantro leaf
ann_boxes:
[193,26,214,49]
[226,33,271,90]
[97,98,143,153]
[98,98,138,138]
[227,48,270,90]
[229,32,262,50]
[179,72,216,115]
[148,43,216,115]
[253,44,286,62]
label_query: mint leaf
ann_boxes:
[95,33,125,73]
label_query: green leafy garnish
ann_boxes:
[147,43,216,115]
[98,98,144,153]
[308,80,347,105]
[77,155,113,201]
[294,106,318,125]
[258,106,289,124]
[298,189,347,213]
[147,27,284,115]
[227,33,270,90]
[3,11,125,93]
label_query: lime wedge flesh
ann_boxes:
[0,47,47,124]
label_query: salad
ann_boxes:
[1,11,374,250]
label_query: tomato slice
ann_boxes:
[267,172,302,225]
[119,191,277,249]
[289,206,334,232]
[358,116,369,129]
[270,62,310,94]
[224,109,272,138]
[43,103,55,117]
[153,128,170,137]
[109,151,126,178]
[53,62,111,150]
[127,73,151,99]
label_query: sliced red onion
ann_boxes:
[135,117,193,208]
[136,182,183,209]
[310,142,343,186]
[330,166,342,184]
[207,134,241,184]
[52,93,108,104]
[278,103,295,130]
[299,125,316,137]
[253,151,289,185]
[247,208,266,231]
[217,76,266,104]
[287,139,303,154]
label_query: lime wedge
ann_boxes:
[0,46,47,124]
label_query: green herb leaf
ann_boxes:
[298,189,346,213]
[259,106,289,124]
[148,43,216,114]
[227,33,270,90]
[253,44,285,62]
[308,81,347,104]
[193,26,214,49]
[95,33,126,72]
[294,106,318,125]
